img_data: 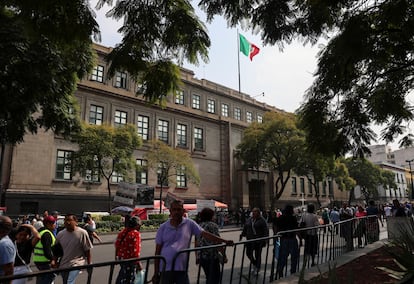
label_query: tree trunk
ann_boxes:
[106,177,112,213]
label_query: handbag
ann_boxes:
[14,241,33,280]
[217,252,227,265]
[134,269,146,284]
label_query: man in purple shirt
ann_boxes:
[152,200,233,284]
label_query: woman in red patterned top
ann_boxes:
[115,216,142,284]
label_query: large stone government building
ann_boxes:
[1,43,347,215]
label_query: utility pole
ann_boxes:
[406,159,414,200]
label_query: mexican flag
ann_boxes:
[239,34,260,61]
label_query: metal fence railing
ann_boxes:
[0,216,386,283]
[0,255,166,284]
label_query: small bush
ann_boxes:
[96,221,123,233]
[102,215,122,222]
[148,214,169,221]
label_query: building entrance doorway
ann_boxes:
[249,179,264,209]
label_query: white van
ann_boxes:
[82,211,110,222]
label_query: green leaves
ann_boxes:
[103,0,210,105]
[1,1,98,144]
[237,111,306,203]
[200,0,414,155]
[144,140,200,187]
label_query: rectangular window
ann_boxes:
[175,90,184,105]
[176,166,187,188]
[308,179,313,195]
[246,111,253,123]
[158,119,169,143]
[84,169,100,182]
[234,107,241,120]
[114,110,127,127]
[111,172,123,183]
[192,94,201,109]
[115,71,127,89]
[328,179,334,196]
[257,114,263,123]
[157,163,168,187]
[207,99,215,113]
[91,65,104,82]
[322,181,327,196]
[221,103,229,117]
[84,155,100,182]
[194,127,204,150]
[137,115,149,141]
[300,177,305,194]
[56,150,72,180]
[176,123,187,148]
[89,105,103,125]
[291,177,297,194]
[136,159,148,185]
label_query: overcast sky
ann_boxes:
[92,2,407,151]
[92,2,321,114]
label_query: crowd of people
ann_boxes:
[1,199,412,283]
[0,211,99,284]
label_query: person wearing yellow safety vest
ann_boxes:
[33,215,57,284]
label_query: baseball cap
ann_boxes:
[43,215,56,224]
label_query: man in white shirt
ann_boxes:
[0,216,16,279]
[384,204,392,219]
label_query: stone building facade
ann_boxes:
[2,43,347,215]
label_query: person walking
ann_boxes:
[300,204,320,266]
[0,216,16,281]
[339,203,354,252]
[354,205,367,248]
[240,207,269,275]
[114,216,143,284]
[195,207,227,284]
[152,200,233,284]
[329,207,340,234]
[274,205,299,279]
[33,215,58,284]
[55,214,92,284]
[366,200,381,243]
[11,224,40,284]
[83,216,102,245]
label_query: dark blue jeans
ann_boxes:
[161,271,189,284]
[200,257,221,284]
[245,241,263,271]
[35,263,56,284]
[277,238,299,277]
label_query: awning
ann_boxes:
[214,200,228,209]
[183,204,197,211]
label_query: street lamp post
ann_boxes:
[406,159,414,200]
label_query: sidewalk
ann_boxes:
[275,221,389,283]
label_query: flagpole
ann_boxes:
[237,29,241,94]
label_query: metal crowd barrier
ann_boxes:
[0,255,166,284]
[169,215,385,283]
[0,216,386,283]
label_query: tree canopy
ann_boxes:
[72,123,142,211]
[236,111,306,207]
[343,157,397,203]
[97,0,210,105]
[1,1,100,144]
[199,0,414,156]
[295,152,355,207]
[144,140,200,213]
[2,0,210,143]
